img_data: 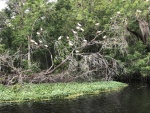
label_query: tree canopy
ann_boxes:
[0,0,150,84]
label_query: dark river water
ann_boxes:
[1,83,150,113]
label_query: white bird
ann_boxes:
[97,31,102,34]
[75,50,79,53]
[44,45,48,48]
[136,9,142,13]
[103,35,107,39]
[83,39,87,43]
[76,26,84,32]
[36,32,40,35]
[76,26,81,30]
[58,36,62,40]
[67,36,69,39]
[41,16,45,20]
[72,29,77,34]
[11,16,15,19]
[77,23,82,27]
[80,28,84,32]
[24,9,30,13]
[40,28,43,31]
[117,11,120,15]
[82,40,87,46]
[30,39,35,43]
[39,40,43,43]
[68,40,73,46]
[95,23,100,26]
[34,42,38,45]
[7,23,12,27]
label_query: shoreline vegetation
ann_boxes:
[0,81,128,103]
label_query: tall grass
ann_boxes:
[0,81,128,103]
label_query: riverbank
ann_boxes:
[0,81,128,103]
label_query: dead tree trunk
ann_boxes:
[138,19,150,44]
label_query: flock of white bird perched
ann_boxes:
[56,22,104,47]
[31,22,88,49]
[30,28,48,48]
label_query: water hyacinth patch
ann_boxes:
[0,81,127,103]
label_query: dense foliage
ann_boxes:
[0,0,150,84]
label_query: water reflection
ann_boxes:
[1,84,150,113]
